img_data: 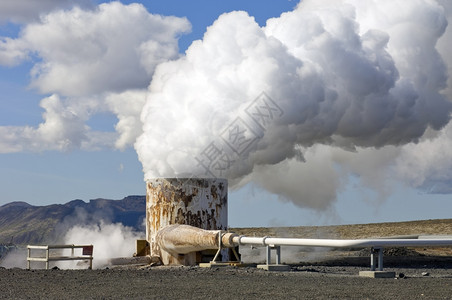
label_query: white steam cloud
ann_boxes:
[64,221,143,269]
[0,222,143,270]
[136,0,452,209]
[1,0,452,211]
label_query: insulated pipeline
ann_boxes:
[155,224,452,255]
[231,236,452,248]
[155,224,238,255]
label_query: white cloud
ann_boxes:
[0,2,190,153]
[0,94,117,153]
[0,88,149,153]
[0,89,147,153]
[2,2,191,96]
[0,37,28,66]
[0,0,93,24]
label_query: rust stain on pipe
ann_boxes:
[146,178,228,265]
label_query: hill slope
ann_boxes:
[0,196,146,245]
[233,219,452,239]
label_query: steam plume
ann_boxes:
[136,0,452,209]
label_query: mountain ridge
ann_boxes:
[0,195,146,245]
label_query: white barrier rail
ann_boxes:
[27,244,93,270]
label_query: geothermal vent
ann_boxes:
[145,178,228,265]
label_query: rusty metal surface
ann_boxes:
[146,178,228,265]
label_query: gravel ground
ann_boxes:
[2,218,452,299]
[1,256,452,299]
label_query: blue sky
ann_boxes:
[0,0,451,227]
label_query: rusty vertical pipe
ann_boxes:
[146,178,228,265]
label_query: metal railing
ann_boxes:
[27,244,93,269]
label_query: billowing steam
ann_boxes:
[0,222,142,270]
[136,0,452,209]
[64,221,143,269]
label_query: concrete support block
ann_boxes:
[359,271,396,278]
[199,262,247,268]
[257,264,291,272]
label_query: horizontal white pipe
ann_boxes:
[232,236,452,248]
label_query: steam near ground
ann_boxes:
[0,222,143,269]
[239,245,334,265]
[0,248,27,269]
[61,221,144,269]
[0,206,145,269]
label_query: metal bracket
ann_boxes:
[211,231,241,264]
[266,245,282,265]
[370,247,384,271]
